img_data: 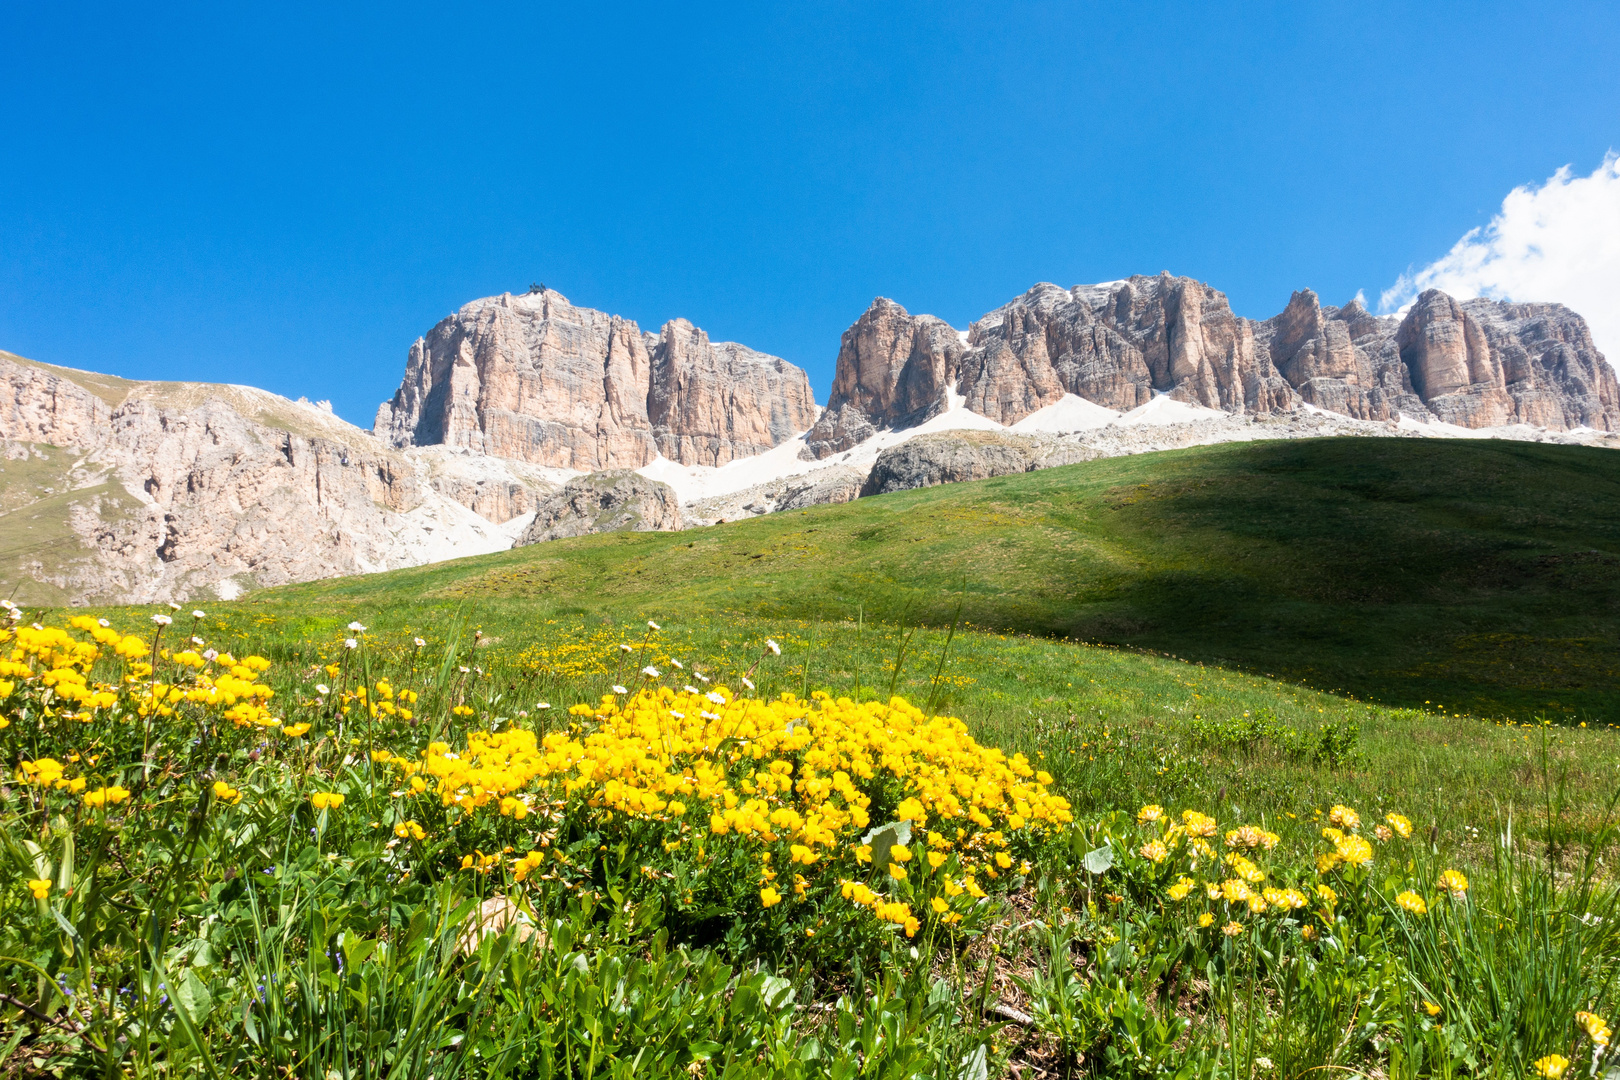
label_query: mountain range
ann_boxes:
[2,275,1615,604]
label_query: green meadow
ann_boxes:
[5,435,1619,1078]
[266,436,1620,721]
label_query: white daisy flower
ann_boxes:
[765,639,781,656]
[642,666,660,678]
[413,637,426,647]
[315,684,330,695]
[701,710,720,721]
[706,691,726,705]
[669,710,685,720]
[670,659,684,669]
[192,610,206,619]
[348,621,367,632]
[647,620,661,631]
[152,614,173,626]
[611,684,628,695]
[740,677,755,691]
[344,638,358,649]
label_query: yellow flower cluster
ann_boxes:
[1224,824,1280,850]
[82,785,131,809]
[1140,803,1477,937]
[139,652,275,728]
[339,679,417,721]
[840,879,921,935]
[2,617,282,729]
[1576,1011,1612,1048]
[1534,1054,1571,1079]
[1437,869,1469,897]
[17,758,79,790]
[1396,890,1428,915]
[398,688,1069,931]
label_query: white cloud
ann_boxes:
[1380,153,1620,365]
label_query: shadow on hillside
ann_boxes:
[1045,438,1620,720]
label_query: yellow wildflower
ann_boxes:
[1575,1011,1610,1048]
[1396,891,1428,916]
[1182,810,1218,838]
[1334,834,1374,868]
[1532,1054,1570,1080]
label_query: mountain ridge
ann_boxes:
[3,273,1617,605]
[801,275,1618,458]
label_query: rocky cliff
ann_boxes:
[1393,291,1619,430]
[803,277,1620,457]
[859,430,1098,496]
[375,289,819,470]
[514,470,682,546]
[0,351,551,605]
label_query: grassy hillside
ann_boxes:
[261,436,1620,721]
[14,436,1620,1077]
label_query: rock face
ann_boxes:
[684,464,868,526]
[859,430,1097,497]
[1394,291,1619,429]
[514,471,681,546]
[0,351,536,605]
[806,276,1299,457]
[417,446,560,524]
[806,278,1620,456]
[1256,292,1425,422]
[803,299,967,458]
[376,289,818,470]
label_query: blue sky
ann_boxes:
[3,2,1617,424]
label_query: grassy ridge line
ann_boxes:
[260,437,1620,720]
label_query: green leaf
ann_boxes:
[1083,845,1114,875]
[861,820,912,873]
